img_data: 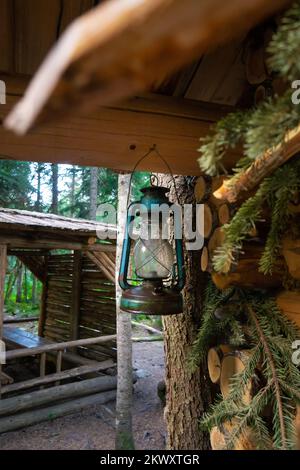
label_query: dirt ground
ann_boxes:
[0,341,166,450]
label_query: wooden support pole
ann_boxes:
[38,253,48,337]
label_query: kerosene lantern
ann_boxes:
[119,185,185,315]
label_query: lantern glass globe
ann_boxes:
[134,237,174,280]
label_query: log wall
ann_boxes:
[42,253,116,361]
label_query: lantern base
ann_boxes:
[120,282,183,316]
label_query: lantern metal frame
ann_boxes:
[118,146,186,316]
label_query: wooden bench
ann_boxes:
[3,326,52,350]
[3,326,109,367]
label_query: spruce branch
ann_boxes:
[246,304,287,450]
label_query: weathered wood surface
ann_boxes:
[3,326,52,350]
[5,331,117,360]
[1,359,115,395]
[0,245,7,340]
[0,390,116,434]
[0,75,234,176]
[213,125,300,203]
[0,207,116,241]
[4,0,291,136]
[4,317,39,324]
[0,376,117,417]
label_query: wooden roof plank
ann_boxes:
[4,0,291,135]
[0,207,117,241]
[14,0,62,75]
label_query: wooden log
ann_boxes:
[5,334,117,360]
[203,204,218,239]
[296,406,300,450]
[1,360,114,395]
[4,316,39,324]
[208,227,225,260]
[212,257,283,290]
[210,426,227,450]
[132,336,163,342]
[209,176,228,208]
[0,376,117,417]
[210,421,256,450]
[131,320,161,335]
[218,204,232,226]
[194,176,211,202]
[0,390,116,434]
[0,372,14,386]
[282,238,300,281]
[213,124,300,203]
[276,291,300,329]
[207,345,232,384]
[201,246,211,272]
[220,351,253,404]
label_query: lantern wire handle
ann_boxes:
[125,144,180,209]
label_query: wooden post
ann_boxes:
[55,350,63,386]
[38,252,49,337]
[0,245,7,399]
[70,251,82,342]
[115,174,135,450]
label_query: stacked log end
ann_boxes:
[207,346,256,450]
[194,175,287,290]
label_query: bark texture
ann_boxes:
[160,174,212,450]
[89,167,98,220]
[115,173,135,450]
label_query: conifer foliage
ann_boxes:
[195,1,300,450]
[191,284,300,450]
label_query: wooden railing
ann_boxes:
[1,334,116,396]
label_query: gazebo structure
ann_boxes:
[0,208,117,433]
[1,0,300,450]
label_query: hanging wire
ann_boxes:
[125,144,180,209]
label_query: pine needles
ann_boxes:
[198,1,300,274]
[213,160,300,274]
[193,287,300,450]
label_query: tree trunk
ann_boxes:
[89,167,98,220]
[16,263,23,303]
[51,163,59,214]
[70,166,76,217]
[160,174,212,450]
[35,163,43,212]
[115,173,135,450]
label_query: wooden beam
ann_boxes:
[38,253,48,337]
[0,75,235,175]
[4,0,291,136]
[0,235,114,252]
[5,334,117,360]
[86,251,115,283]
[4,317,38,324]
